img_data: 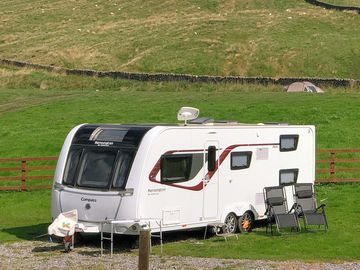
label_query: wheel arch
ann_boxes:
[220,202,259,223]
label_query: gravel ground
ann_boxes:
[0,241,359,270]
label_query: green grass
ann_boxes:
[324,0,360,6]
[0,184,359,261]
[0,189,51,242]
[153,184,360,261]
[0,68,359,160]
[0,0,359,78]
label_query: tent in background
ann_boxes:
[286,81,324,93]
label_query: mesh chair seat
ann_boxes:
[264,186,300,234]
[293,183,328,231]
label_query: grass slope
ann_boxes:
[0,0,359,78]
[0,68,359,159]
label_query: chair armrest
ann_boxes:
[316,204,326,212]
[288,203,298,213]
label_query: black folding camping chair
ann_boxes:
[264,186,300,234]
[293,183,328,231]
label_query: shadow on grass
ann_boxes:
[3,223,50,242]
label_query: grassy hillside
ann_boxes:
[0,0,359,78]
[0,67,359,159]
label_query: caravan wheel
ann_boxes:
[238,211,254,233]
[224,213,238,234]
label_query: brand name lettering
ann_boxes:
[95,141,114,147]
[81,197,97,203]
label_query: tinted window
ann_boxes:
[231,151,252,170]
[208,146,216,172]
[77,149,117,188]
[280,135,299,152]
[113,151,134,189]
[160,154,192,183]
[63,147,82,186]
[279,169,299,186]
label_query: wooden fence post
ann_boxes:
[21,160,27,190]
[330,152,336,183]
[138,228,150,270]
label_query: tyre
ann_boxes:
[238,211,254,233]
[224,213,238,234]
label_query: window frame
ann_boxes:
[279,134,299,152]
[76,147,118,189]
[62,146,135,191]
[160,154,193,183]
[230,151,252,170]
[279,168,299,186]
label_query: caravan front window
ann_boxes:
[62,146,135,190]
[77,149,117,189]
[113,151,134,189]
[63,147,82,185]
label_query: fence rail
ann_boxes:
[0,157,57,191]
[316,149,360,183]
[0,150,359,190]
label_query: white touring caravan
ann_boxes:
[51,108,315,235]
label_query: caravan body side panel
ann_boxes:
[137,125,315,231]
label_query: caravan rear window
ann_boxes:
[280,135,299,152]
[231,151,252,170]
[279,169,299,186]
[160,154,192,183]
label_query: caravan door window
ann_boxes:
[160,154,192,183]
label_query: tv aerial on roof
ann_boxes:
[177,107,200,125]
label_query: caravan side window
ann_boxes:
[280,135,299,152]
[279,169,299,186]
[231,151,252,170]
[160,154,193,183]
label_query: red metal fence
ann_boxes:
[0,150,359,190]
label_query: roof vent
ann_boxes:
[177,107,200,125]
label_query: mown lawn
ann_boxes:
[153,184,360,261]
[0,190,51,243]
[0,184,359,261]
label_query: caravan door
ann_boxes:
[202,141,219,219]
